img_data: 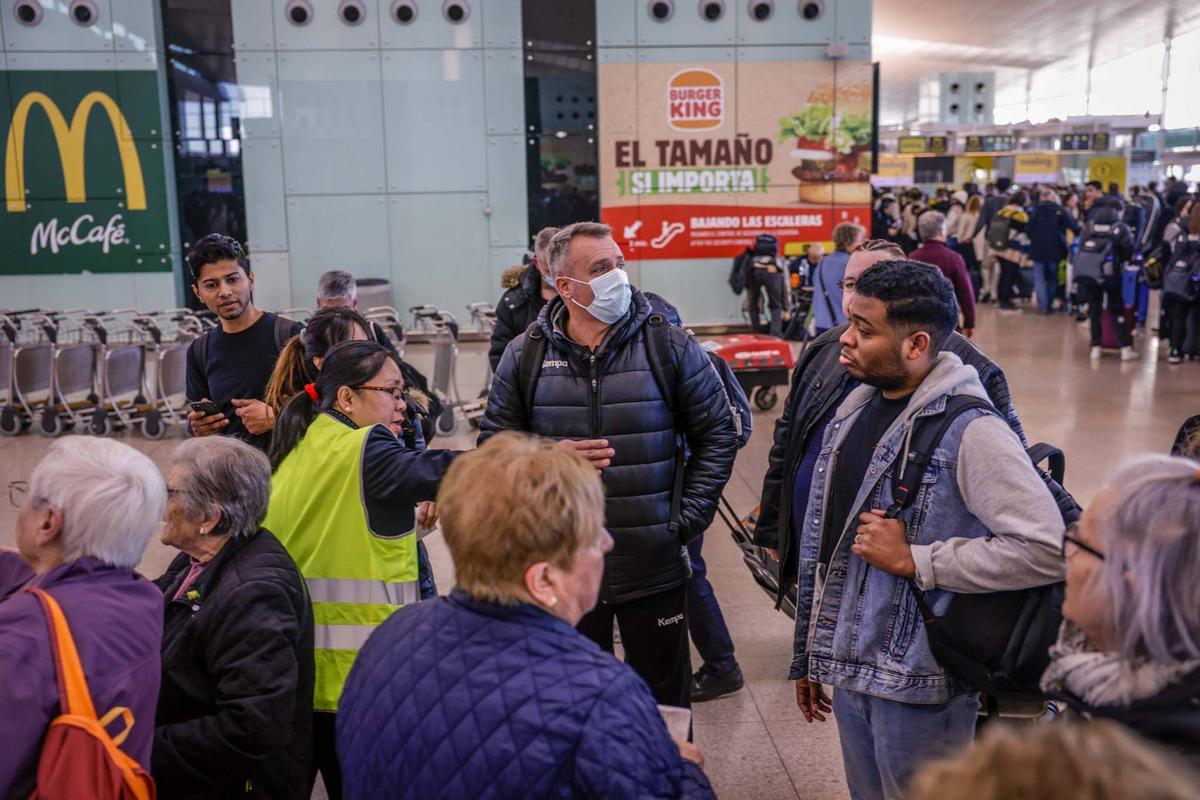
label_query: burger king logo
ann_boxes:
[667,68,724,131]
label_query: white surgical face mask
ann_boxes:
[563,268,631,325]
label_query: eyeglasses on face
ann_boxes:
[1062,521,1105,561]
[356,385,408,403]
[8,480,27,508]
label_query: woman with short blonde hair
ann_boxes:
[909,719,1197,800]
[438,431,606,609]
[337,433,716,799]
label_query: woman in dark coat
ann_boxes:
[153,436,315,799]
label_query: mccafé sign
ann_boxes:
[1,72,170,275]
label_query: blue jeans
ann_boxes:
[685,532,737,675]
[1032,261,1058,313]
[833,688,979,800]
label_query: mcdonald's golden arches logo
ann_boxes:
[4,90,147,213]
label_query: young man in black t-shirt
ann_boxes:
[185,235,301,453]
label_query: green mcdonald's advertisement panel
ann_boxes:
[1,70,171,275]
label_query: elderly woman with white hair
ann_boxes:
[1042,454,1200,768]
[152,436,314,800]
[0,438,166,798]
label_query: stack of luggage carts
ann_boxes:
[0,307,206,438]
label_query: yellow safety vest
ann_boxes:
[264,413,418,711]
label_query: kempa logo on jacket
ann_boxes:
[542,359,569,369]
[657,613,684,627]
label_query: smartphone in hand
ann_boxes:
[189,400,221,417]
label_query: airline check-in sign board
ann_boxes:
[1,71,171,274]
[599,60,874,260]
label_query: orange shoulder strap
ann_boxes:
[26,587,99,720]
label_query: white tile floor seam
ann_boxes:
[3,303,1199,799]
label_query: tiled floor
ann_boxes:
[3,303,1199,799]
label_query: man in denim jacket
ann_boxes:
[790,260,1065,800]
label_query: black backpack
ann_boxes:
[514,315,752,537]
[885,395,1079,701]
[1072,223,1120,286]
[729,248,753,294]
[1162,242,1200,303]
[986,214,1013,252]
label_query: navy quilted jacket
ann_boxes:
[478,291,738,603]
[337,591,716,799]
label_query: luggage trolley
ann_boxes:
[36,308,101,437]
[132,309,204,439]
[1,310,56,435]
[409,305,461,436]
[364,306,407,359]
[82,308,158,437]
[464,302,496,428]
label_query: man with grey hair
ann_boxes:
[489,226,560,371]
[318,269,358,307]
[317,269,402,355]
[153,436,314,800]
[480,221,738,709]
[912,211,977,337]
[0,438,166,797]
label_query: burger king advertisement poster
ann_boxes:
[600,59,873,260]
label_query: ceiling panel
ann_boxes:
[874,0,1200,125]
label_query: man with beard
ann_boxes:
[185,234,301,452]
[783,260,1063,799]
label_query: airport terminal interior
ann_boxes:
[3,1,1200,799]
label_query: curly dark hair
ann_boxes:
[186,233,250,283]
[854,259,959,355]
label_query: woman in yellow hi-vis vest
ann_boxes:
[264,340,458,798]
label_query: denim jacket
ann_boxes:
[790,354,1065,704]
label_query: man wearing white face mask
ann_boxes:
[480,222,739,710]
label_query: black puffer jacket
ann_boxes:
[489,263,548,372]
[153,529,315,799]
[1055,666,1200,773]
[480,291,738,603]
[754,325,1026,605]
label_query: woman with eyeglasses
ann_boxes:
[1041,454,1200,769]
[264,340,460,799]
[264,307,441,600]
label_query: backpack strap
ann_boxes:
[26,587,98,720]
[817,260,839,324]
[194,325,214,376]
[643,313,677,414]
[1026,442,1066,485]
[273,314,295,352]
[642,314,687,536]
[516,321,548,420]
[883,396,996,624]
[885,395,997,519]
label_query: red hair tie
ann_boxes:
[304,383,319,402]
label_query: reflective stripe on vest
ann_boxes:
[264,413,420,711]
[306,576,420,607]
[314,623,378,651]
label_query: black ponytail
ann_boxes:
[269,339,396,470]
[264,307,373,414]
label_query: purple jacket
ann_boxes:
[910,239,978,330]
[0,553,163,798]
